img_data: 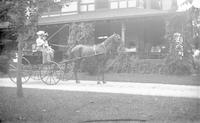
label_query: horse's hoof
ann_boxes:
[97,81,101,84]
[103,81,106,84]
[76,81,80,84]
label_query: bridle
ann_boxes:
[92,34,121,56]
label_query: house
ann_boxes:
[38,0,178,58]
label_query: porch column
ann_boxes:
[121,21,126,46]
[77,0,80,13]
[146,0,152,9]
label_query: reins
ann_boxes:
[102,42,107,52]
[49,43,70,48]
[93,45,97,55]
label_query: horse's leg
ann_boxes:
[96,59,101,84]
[101,58,106,84]
[101,65,106,84]
[97,67,101,84]
[74,60,80,84]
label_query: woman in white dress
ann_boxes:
[36,31,54,63]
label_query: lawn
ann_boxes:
[0,87,200,123]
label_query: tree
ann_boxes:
[68,22,97,74]
[7,0,41,97]
[68,22,95,45]
[0,0,71,97]
[163,1,200,75]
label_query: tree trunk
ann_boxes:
[17,34,23,98]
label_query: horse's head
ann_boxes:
[105,33,122,55]
[112,33,124,52]
[112,33,121,45]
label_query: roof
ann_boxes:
[39,8,176,25]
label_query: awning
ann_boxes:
[39,8,176,25]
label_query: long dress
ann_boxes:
[36,38,54,64]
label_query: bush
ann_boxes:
[164,54,194,75]
[106,53,194,75]
[0,55,9,74]
[106,54,134,73]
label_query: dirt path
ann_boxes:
[0,78,200,99]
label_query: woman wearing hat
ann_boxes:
[36,31,48,50]
[36,31,54,63]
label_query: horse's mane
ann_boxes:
[101,34,117,46]
[105,34,116,42]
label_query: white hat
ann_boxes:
[37,31,48,36]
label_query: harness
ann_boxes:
[93,42,107,55]
[102,42,106,52]
[93,45,97,55]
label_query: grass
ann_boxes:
[0,87,200,123]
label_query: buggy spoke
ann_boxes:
[40,61,61,85]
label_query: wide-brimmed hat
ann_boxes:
[37,31,48,36]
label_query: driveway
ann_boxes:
[0,78,200,99]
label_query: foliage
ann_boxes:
[0,0,65,69]
[163,4,200,75]
[164,54,194,75]
[68,22,95,45]
[0,0,65,48]
[0,55,9,74]
[106,54,165,74]
[0,0,72,96]
[190,7,200,49]
[106,54,133,73]
[68,22,97,75]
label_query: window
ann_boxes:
[110,2,118,9]
[110,0,137,9]
[119,0,127,8]
[81,0,94,4]
[80,5,87,11]
[54,0,61,2]
[95,0,109,9]
[80,0,95,12]
[88,4,95,11]
[128,0,137,7]
[61,1,78,12]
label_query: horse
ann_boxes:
[69,33,122,84]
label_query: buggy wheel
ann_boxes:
[8,57,32,84]
[8,63,17,83]
[40,61,62,85]
[31,64,42,80]
[60,62,74,81]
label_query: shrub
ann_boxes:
[164,53,194,75]
[106,54,133,73]
[0,55,9,74]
